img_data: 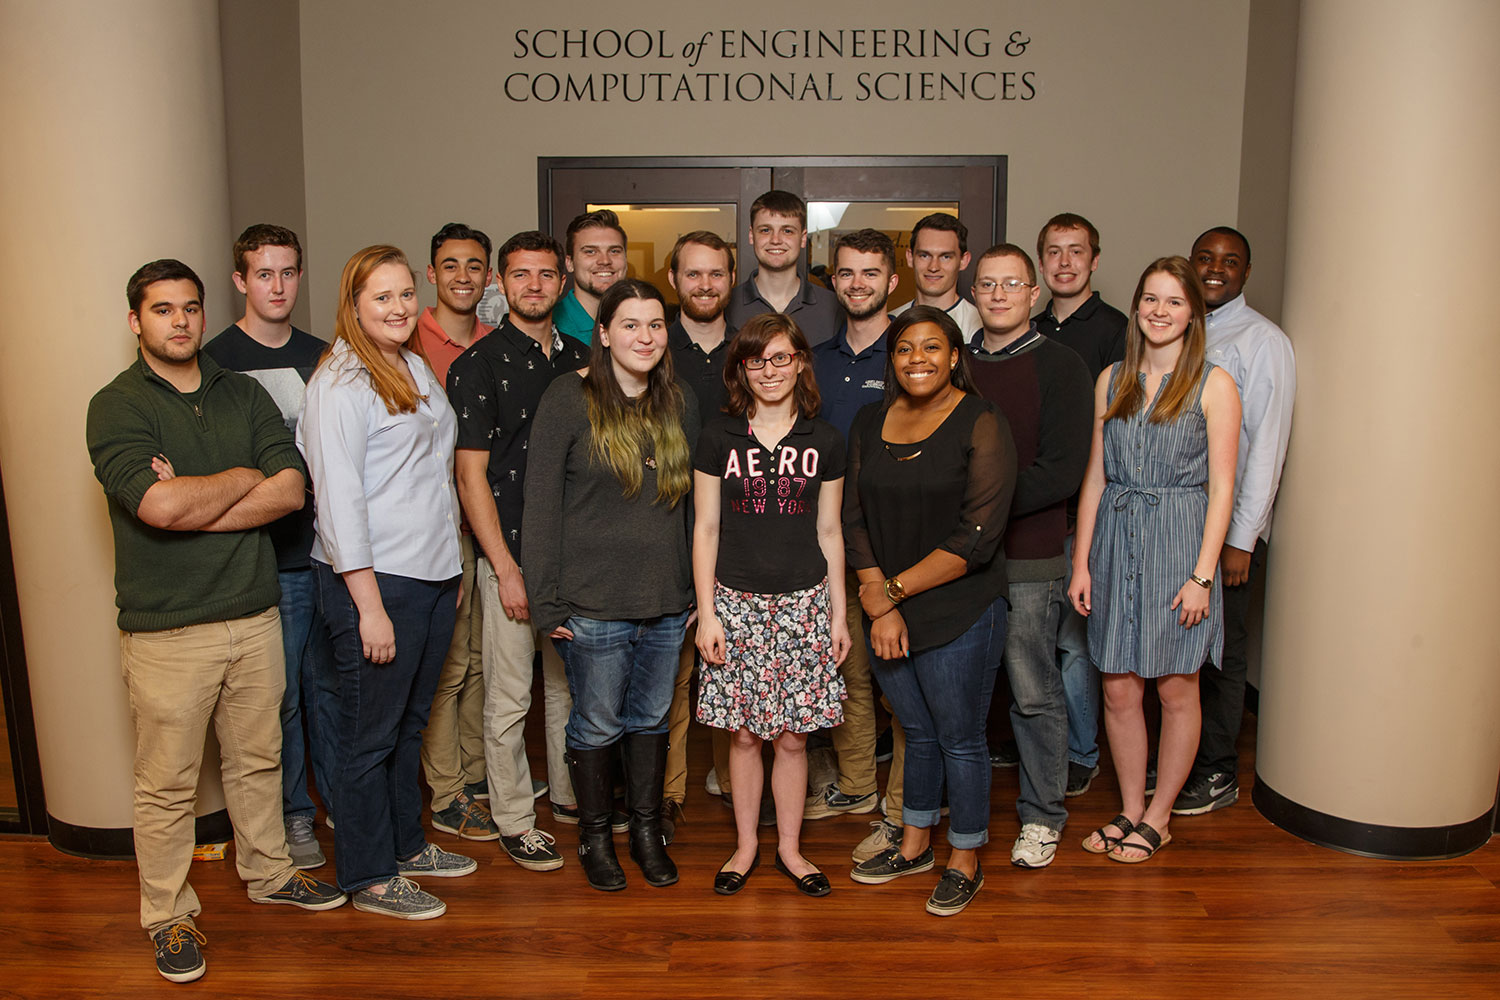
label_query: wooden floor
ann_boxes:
[4,718,1500,999]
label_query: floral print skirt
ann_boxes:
[696,578,846,739]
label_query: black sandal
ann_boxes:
[1109,821,1171,864]
[1082,814,1135,854]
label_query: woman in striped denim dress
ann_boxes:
[1068,256,1240,864]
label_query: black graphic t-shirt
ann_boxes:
[694,413,846,595]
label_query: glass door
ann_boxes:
[538,156,1006,305]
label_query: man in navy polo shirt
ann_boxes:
[811,229,898,849]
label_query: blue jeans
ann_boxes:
[1059,535,1101,768]
[1005,578,1069,830]
[315,562,458,893]
[870,595,1007,850]
[276,568,339,821]
[554,610,691,751]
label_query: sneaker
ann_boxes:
[1010,823,1060,869]
[704,768,723,796]
[501,828,565,871]
[152,923,206,983]
[352,876,445,920]
[253,870,347,910]
[399,842,478,878]
[551,802,629,832]
[926,864,984,916]
[431,792,500,841]
[464,780,490,801]
[1172,772,1239,815]
[531,778,549,800]
[804,782,878,820]
[874,727,894,764]
[989,740,1020,768]
[1145,754,1158,796]
[852,818,903,863]
[324,812,335,830]
[1065,762,1101,798]
[284,814,326,869]
[849,846,935,885]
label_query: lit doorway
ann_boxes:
[537,156,1007,309]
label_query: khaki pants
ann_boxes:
[421,535,488,809]
[830,574,878,797]
[478,557,573,834]
[120,608,295,935]
[663,624,698,805]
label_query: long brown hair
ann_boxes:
[723,313,820,419]
[324,244,423,415]
[1103,256,1208,425]
[582,279,692,506]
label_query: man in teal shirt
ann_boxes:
[554,208,627,344]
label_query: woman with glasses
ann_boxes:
[522,279,699,892]
[1069,256,1240,863]
[693,313,851,898]
[845,306,1016,917]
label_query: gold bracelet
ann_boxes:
[884,576,906,605]
[1188,573,1212,589]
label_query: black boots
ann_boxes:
[566,746,626,892]
[622,733,678,887]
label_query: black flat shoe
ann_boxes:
[713,851,760,896]
[774,852,832,897]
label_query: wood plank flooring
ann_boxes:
[3,718,1499,998]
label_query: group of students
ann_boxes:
[90,191,1295,982]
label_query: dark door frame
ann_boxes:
[0,464,47,834]
[537,155,1008,284]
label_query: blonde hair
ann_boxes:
[325,245,422,414]
[1103,256,1209,425]
[582,279,692,506]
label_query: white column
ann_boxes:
[1256,0,1500,856]
[0,0,233,852]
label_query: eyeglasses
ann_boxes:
[974,278,1034,295]
[742,352,798,370]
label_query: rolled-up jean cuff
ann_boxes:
[946,826,990,850]
[901,806,942,830]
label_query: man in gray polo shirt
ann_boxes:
[725,190,839,346]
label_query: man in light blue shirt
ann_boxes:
[1174,226,1296,816]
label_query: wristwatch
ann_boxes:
[883,576,906,605]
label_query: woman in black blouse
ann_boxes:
[845,306,1016,917]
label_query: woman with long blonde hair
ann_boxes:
[1068,255,1241,864]
[298,245,474,920]
[521,279,700,892]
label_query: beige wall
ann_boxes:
[283,0,1255,332]
[220,0,312,333]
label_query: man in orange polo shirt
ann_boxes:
[415,223,502,841]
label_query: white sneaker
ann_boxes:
[1010,823,1060,869]
[705,768,722,796]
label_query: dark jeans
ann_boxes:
[276,568,339,821]
[554,609,691,751]
[870,595,1007,850]
[315,561,458,892]
[1193,538,1267,778]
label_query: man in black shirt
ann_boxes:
[204,224,336,872]
[1027,213,1128,797]
[664,231,736,824]
[448,231,589,874]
